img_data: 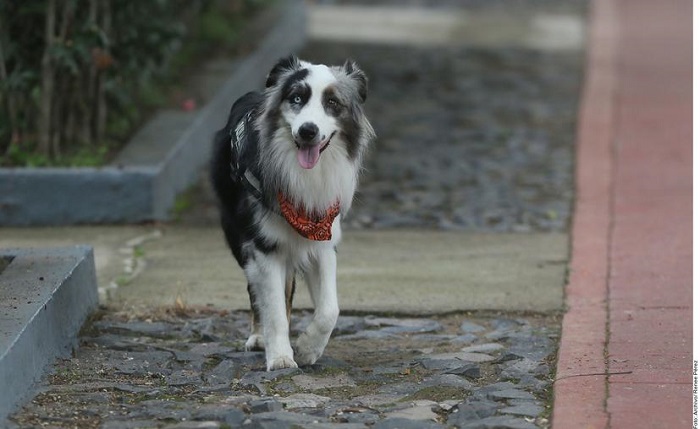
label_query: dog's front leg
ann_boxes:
[295,248,339,366]
[246,253,297,370]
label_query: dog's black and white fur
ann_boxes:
[211,56,374,370]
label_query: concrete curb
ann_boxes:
[0,0,306,226]
[0,246,98,423]
[551,0,616,426]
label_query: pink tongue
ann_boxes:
[297,144,322,169]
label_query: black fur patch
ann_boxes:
[343,59,368,103]
[322,87,343,118]
[253,234,278,255]
[282,69,311,101]
[266,55,301,88]
[210,91,269,268]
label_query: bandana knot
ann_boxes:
[277,193,340,241]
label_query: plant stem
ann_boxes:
[38,0,57,157]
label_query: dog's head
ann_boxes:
[264,56,370,170]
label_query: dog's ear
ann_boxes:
[343,59,368,103]
[266,55,301,88]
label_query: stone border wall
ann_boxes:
[0,246,98,422]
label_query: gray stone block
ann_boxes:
[0,246,98,423]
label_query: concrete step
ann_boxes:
[0,246,98,422]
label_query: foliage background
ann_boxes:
[0,0,266,167]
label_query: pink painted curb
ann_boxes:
[551,0,617,426]
[552,0,692,427]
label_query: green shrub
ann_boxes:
[0,0,267,167]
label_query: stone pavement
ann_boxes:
[1,0,594,428]
[9,309,560,429]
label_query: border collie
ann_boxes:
[210,56,375,370]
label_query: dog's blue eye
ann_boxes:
[291,95,302,104]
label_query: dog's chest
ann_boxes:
[258,210,341,267]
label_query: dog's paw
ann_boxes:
[245,334,265,351]
[266,355,298,371]
[294,332,325,366]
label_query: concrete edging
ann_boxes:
[0,0,306,226]
[0,246,99,423]
[551,0,617,426]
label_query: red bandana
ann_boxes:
[277,193,340,241]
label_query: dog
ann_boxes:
[210,56,375,370]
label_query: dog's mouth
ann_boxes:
[295,131,336,170]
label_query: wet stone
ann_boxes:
[188,343,236,358]
[444,364,482,380]
[251,410,328,425]
[487,389,536,401]
[447,400,501,425]
[239,367,301,394]
[250,399,283,413]
[364,316,443,333]
[423,374,474,390]
[292,374,356,390]
[90,333,151,351]
[192,406,246,426]
[204,359,239,386]
[490,318,528,332]
[337,410,381,425]
[94,320,181,338]
[500,402,544,418]
[494,353,522,364]
[137,400,193,421]
[420,358,468,371]
[101,420,162,429]
[335,329,398,340]
[307,355,351,370]
[225,351,266,367]
[500,358,542,380]
[460,321,487,334]
[460,415,539,429]
[278,393,332,409]
[412,334,458,342]
[332,316,367,335]
[422,351,495,363]
[184,317,219,341]
[113,350,173,376]
[385,400,439,421]
[373,417,446,429]
[308,424,367,429]
[515,374,549,393]
[355,393,407,407]
[164,422,221,429]
[166,369,202,386]
[461,343,504,354]
[450,334,479,344]
[507,334,554,361]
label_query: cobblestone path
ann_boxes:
[328,42,582,232]
[11,310,559,429]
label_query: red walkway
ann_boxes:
[552,0,692,428]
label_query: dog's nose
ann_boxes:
[297,122,319,142]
